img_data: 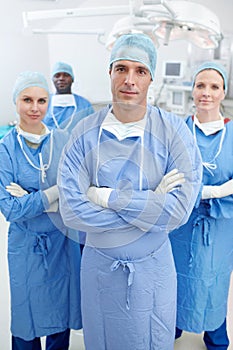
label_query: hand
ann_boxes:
[6,182,28,197]
[45,199,59,213]
[154,169,185,194]
[87,186,113,208]
[43,185,59,204]
[202,179,233,199]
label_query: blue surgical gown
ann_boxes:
[58,105,202,350]
[0,128,82,341]
[169,116,233,333]
[43,93,94,130]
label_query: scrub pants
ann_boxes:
[12,328,70,350]
[175,319,229,349]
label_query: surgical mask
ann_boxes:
[101,111,146,141]
[50,94,77,129]
[194,115,224,136]
[52,94,76,107]
[17,124,50,144]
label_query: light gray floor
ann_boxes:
[1,212,232,349]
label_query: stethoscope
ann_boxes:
[192,118,226,176]
[95,107,146,190]
[50,95,77,131]
[17,130,54,183]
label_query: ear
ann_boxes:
[221,90,226,101]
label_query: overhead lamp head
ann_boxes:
[105,16,159,50]
[145,1,222,49]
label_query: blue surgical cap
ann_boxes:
[13,71,49,104]
[193,61,228,93]
[109,34,157,80]
[52,61,74,81]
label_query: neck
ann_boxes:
[19,122,45,135]
[196,109,221,123]
[112,102,147,123]
[56,90,72,95]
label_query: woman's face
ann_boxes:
[192,69,225,115]
[16,86,49,132]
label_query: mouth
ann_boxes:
[29,115,40,119]
[120,90,138,95]
[199,100,212,103]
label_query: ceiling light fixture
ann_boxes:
[22,0,222,50]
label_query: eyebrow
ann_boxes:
[114,63,149,71]
[21,94,48,99]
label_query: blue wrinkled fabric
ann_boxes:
[0,128,82,341]
[169,115,233,333]
[44,93,94,131]
[58,104,202,349]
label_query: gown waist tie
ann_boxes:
[189,215,211,267]
[95,248,157,310]
[33,233,52,270]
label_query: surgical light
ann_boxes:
[142,1,222,49]
[106,0,222,49]
[105,15,159,49]
[22,0,222,50]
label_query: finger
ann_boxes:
[166,173,184,185]
[163,169,178,180]
[5,188,12,193]
[10,182,21,188]
[167,178,185,192]
[6,187,20,194]
[5,190,21,197]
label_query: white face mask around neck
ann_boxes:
[17,124,50,144]
[194,115,224,136]
[52,94,76,107]
[101,111,146,141]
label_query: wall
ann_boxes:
[1,0,233,126]
[0,0,52,126]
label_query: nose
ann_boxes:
[58,73,66,80]
[31,101,39,111]
[124,70,135,86]
[202,87,211,96]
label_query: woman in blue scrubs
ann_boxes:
[169,62,233,350]
[58,34,202,350]
[0,71,82,350]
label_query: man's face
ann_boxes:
[52,72,73,94]
[109,60,152,107]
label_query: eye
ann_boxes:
[115,66,125,72]
[212,85,220,90]
[23,97,32,103]
[38,98,47,104]
[195,83,204,89]
[138,68,148,75]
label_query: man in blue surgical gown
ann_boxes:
[58,34,202,350]
[44,61,94,131]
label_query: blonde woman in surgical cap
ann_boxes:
[58,33,202,350]
[170,62,233,350]
[0,71,82,350]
